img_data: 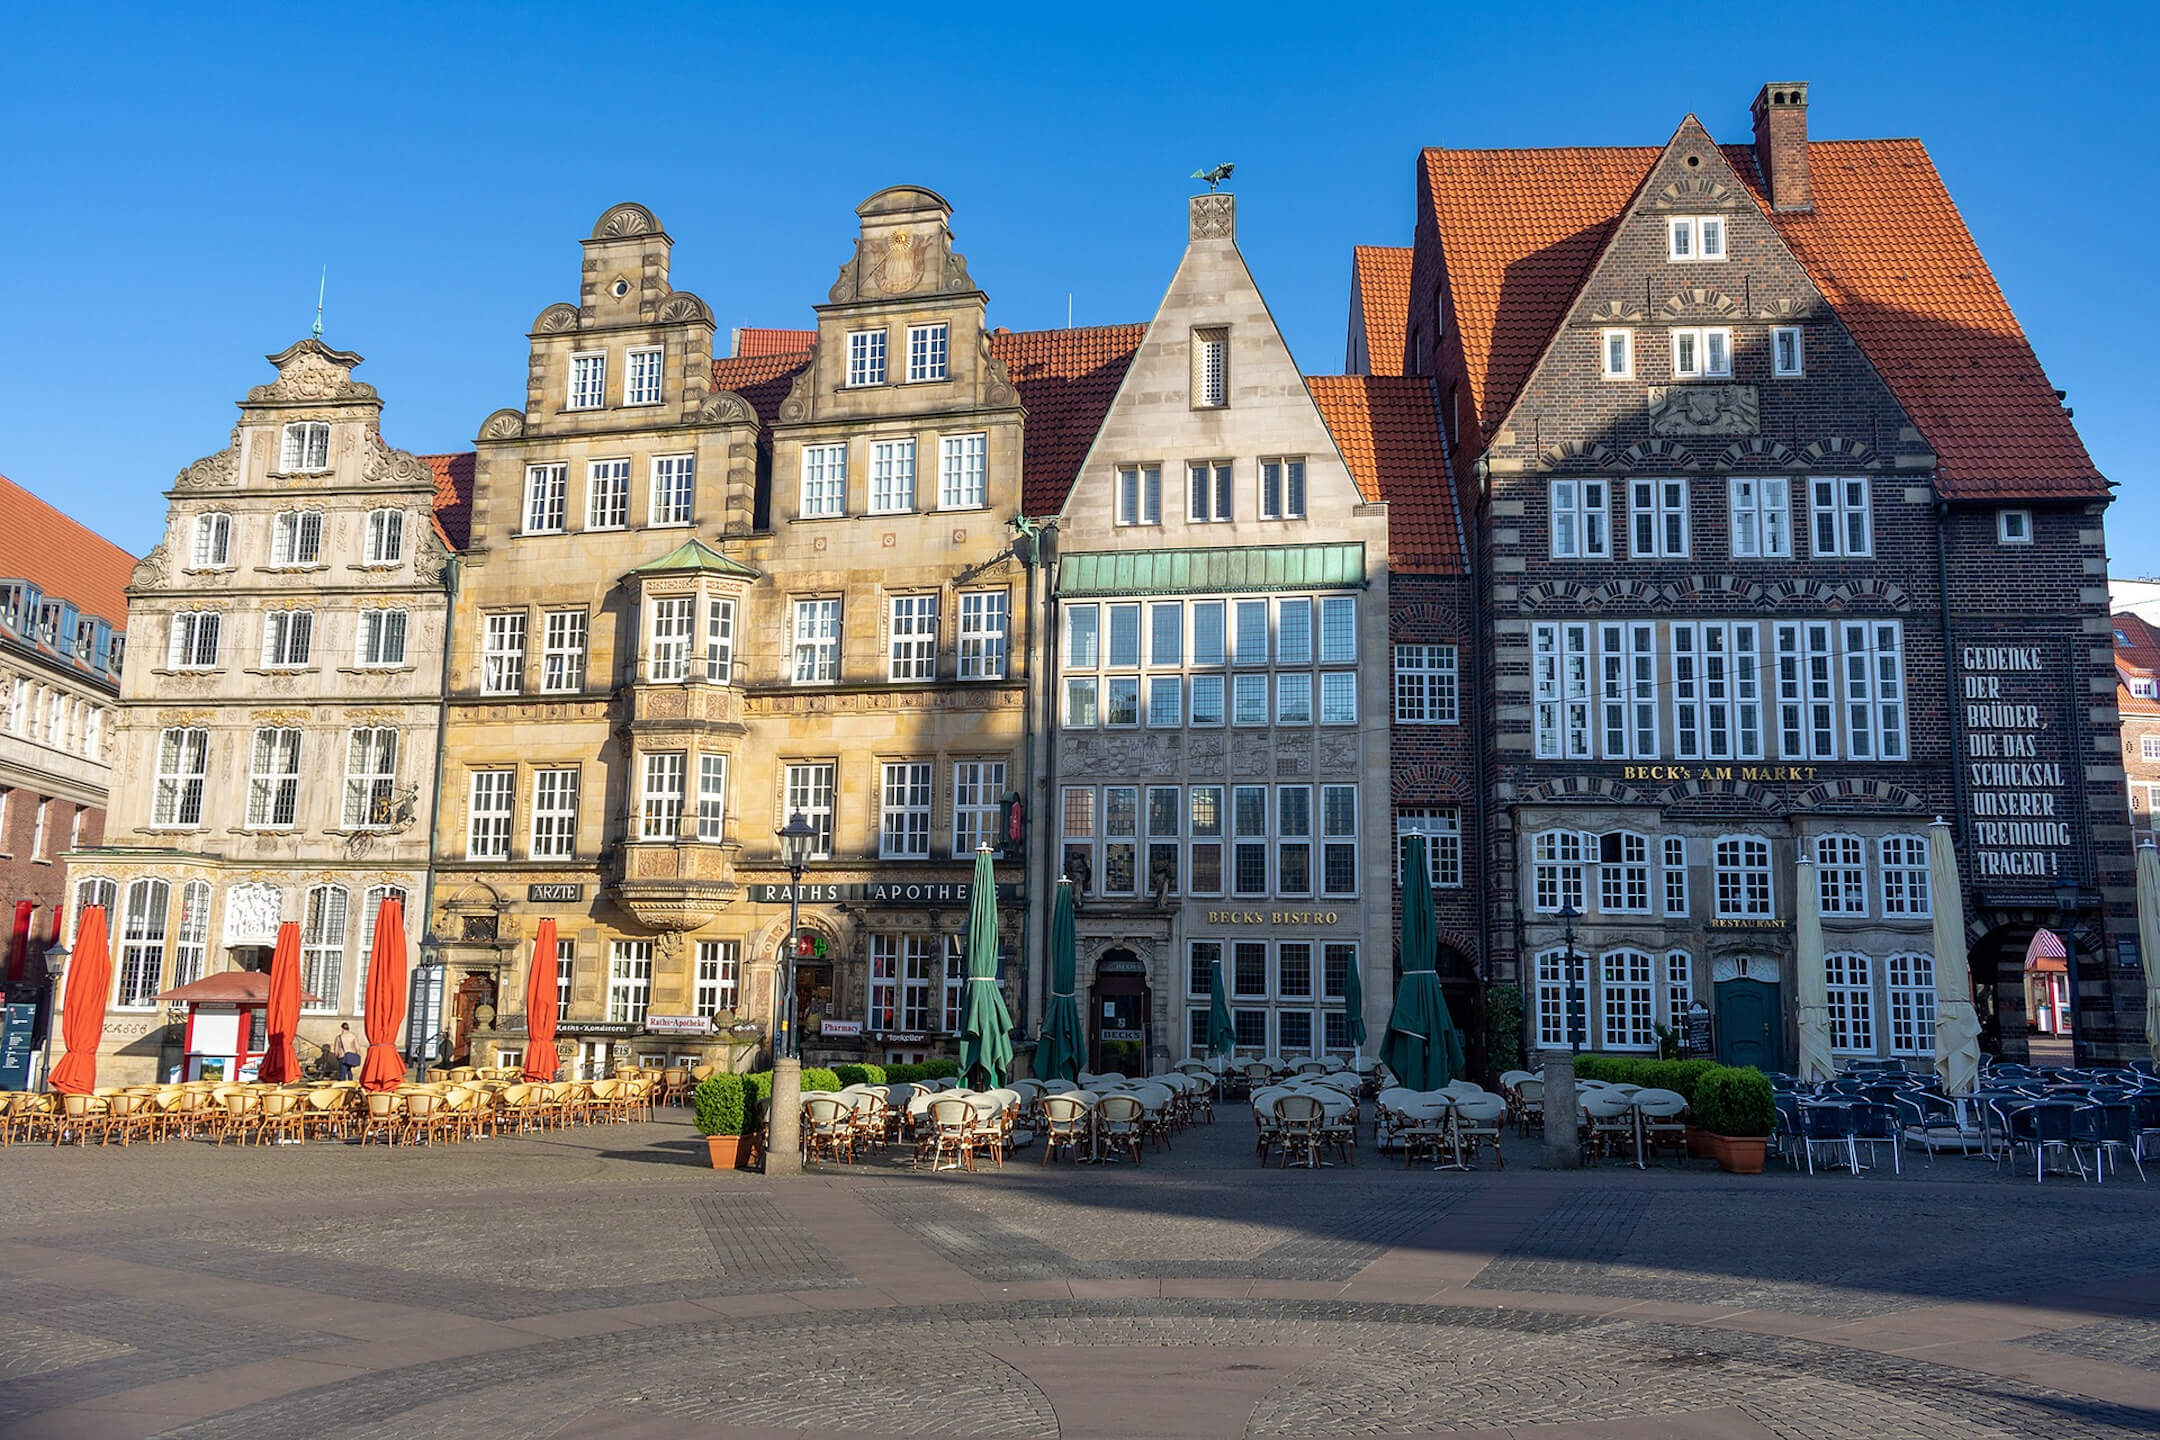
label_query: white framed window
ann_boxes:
[932,432,990,511]
[114,879,170,1009]
[363,508,405,564]
[801,443,847,517]
[1066,606,1098,668]
[1598,621,1659,759]
[1319,785,1358,898]
[1188,461,1233,522]
[1193,327,1228,408]
[879,761,932,858]
[958,591,1007,679]
[481,613,525,694]
[1319,671,1357,725]
[1667,215,1726,262]
[1275,672,1312,725]
[172,881,211,990]
[1629,478,1689,558]
[1115,465,1162,526]
[1772,326,1804,377]
[1671,621,1762,762]
[2137,682,2159,703]
[168,611,221,669]
[1549,478,1611,558]
[1148,601,1185,667]
[355,609,407,668]
[1824,951,1874,1053]
[1773,621,1838,759]
[1064,677,1098,727]
[649,455,695,526]
[1533,622,1592,759]
[1600,949,1656,1051]
[342,726,398,830]
[1532,830,1588,913]
[888,594,937,681]
[279,421,331,473]
[1232,673,1268,726]
[1880,835,1931,917]
[648,596,695,682]
[1260,458,1306,520]
[791,599,840,684]
[1061,786,1098,893]
[1599,832,1651,914]
[587,459,630,529]
[2145,736,2160,761]
[625,346,664,406]
[245,727,302,829]
[785,762,836,858]
[1147,675,1182,727]
[1670,327,1732,378]
[1186,786,1224,895]
[567,352,606,410]
[1229,786,1268,898]
[1816,833,1868,915]
[541,610,587,693]
[270,511,324,566]
[695,941,740,1017]
[524,464,568,534]
[191,512,232,568]
[1841,620,1905,761]
[1662,836,1689,917]
[300,884,348,1013]
[531,767,579,858]
[704,598,734,683]
[1810,476,1872,556]
[696,755,727,842]
[847,329,887,387]
[467,771,514,859]
[1190,674,1225,726]
[1600,328,1634,379]
[1534,948,1571,1050]
[1713,835,1774,919]
[1729,476,1793,559]
[1663,949,1693,1025]
[1272,598,1311,667]
[869,438,916,513]
[1996,507,2033,545]
[260,610,313,669]
[639,752,685,840]
[1232,600,1268,666]
[1319,596,1356,664]
[1397,809,1462,888]
[1104,676,1139,727]
[953,760,1005,855]
[556,939,575,1013]
[607,941,653,1024]
[1192,601,1225,666]
[1393,644,1458,723]
[152,727,209,827]
[1887,952,1937,1057]
[907,323,949,383]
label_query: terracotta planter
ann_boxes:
[1684,1124,1715,1160]
[1706,1133,1767,1174]
[705,1134,743,1170]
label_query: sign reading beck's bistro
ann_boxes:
[752,882,1021,907]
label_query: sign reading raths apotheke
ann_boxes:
[1959,641,2074,882]
[752,882,1022,907]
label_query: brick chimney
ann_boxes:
[1751,82,1812,212]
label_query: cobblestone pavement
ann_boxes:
[1,1106,2156,1439]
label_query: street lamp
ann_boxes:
[766,811,817,1178]
[2053,879,2084,1068]
[37,939,69,1093]
[1558,902,1585,1054]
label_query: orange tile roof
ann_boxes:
[732,327,818,358]
[1418,138,2102,500]
[2115,611,2160,718]
[0,472,134,624]
[711,349,814,426]
[988,324,1148,513]
[1351,246,1413,376]
[1307,375,1463,574]
[420,453,475,551]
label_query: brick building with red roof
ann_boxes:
[1370,81,2137,1065]
[2113,613,2160,836]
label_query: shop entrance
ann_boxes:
[1714,979,1784,1072]
[575,1039,612,1080]
[1091,949,1150,1076]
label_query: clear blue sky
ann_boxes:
[3,2,2151,566]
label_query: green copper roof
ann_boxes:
[625,539,762,580]
[1057,543,1366,597]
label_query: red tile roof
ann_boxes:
[711,349,814,426]
[988,324,1148,513]
[1307,375,1463,574]
[420,453,474,551]
[1418,138,2102,500]
[2115,612,2160,718]
[1350,246,1413,376]
[731,327,819,358]
[0,472,134,623]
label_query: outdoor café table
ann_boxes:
[1399,1095,1464,1170]
[1972,1090,2038,1159]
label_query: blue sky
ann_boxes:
[2,2,2151,566]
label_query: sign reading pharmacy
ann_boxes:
[1959,643,2074,881]
[752,882,1021,907]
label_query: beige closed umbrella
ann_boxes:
[1928,818,1982,1096]
[2139,841,2160,1060]
[1794,853,1836,1083]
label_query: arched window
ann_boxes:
[1814,833,1867,915]
[1532,947,1575,1050]
[1823,951,1875,1053]
[71,875,117,945]
[114,878,170,1009]
[1886,952,1936,1057]
[1531,831,1589,913]
[1599,948,1655,1051]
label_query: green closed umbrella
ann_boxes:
[1207,957,1235,1089]
[1381,835,1465,1089]
[1342,950,1367,1068]
[1036,878,1086,1083]
[957,845,1015,1088]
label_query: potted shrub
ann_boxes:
[1691,1067,1775,1173]
[693,1072,749,1169]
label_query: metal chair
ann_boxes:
[1272,1092,1326,1168]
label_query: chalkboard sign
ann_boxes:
[0,1003,36,1090]
[1682,1003,1713,1057]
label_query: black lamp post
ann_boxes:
[1558,902,1585,1054]
[2053,879,2084,1068]
[37,939,68,1092]
[774,812,817,1062]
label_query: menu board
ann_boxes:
[0,1004,37,1089]
[1960,643,2074,883]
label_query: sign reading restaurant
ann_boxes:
[752,882,1022,906]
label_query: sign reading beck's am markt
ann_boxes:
[1961,643,2073,881]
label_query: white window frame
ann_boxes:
[640,752,685,841]
[906,323,949,383]
[1662,836,1690,917]
[705,598,734,683]
[696,755,727,842]
[1600,328,1634,380]
[648,596,695,682]
[1319,671,1357,726]
[792,599,841,684]
[1667,215,1726,263]
[114,879,170,1009]
[523,464,568,534]
[1275,672,1312,726]
[270,511,324,567]
[1713,835,1775,920]
[363,507,405,565]
[1773,620,1838,760]
[888,593,937,682]
[1188,461,1233,523]
[1815,833,1869,916]
[649,454,695,527]
[1772,325,1804,377]
[1997,508,2033,545]
[1810,476,1873,557]
[1880,834,1931,918]
[260,609,313,669]
[607,941,653,1024]
[466,770,514,860]
[1393,644,1458,724]
[541,610,587,694]
[1147,675,1182,728]
[278,421,331,473]
[1662,949,1694,1026]
[1532,830,1588,914]
[785,762,836,859]
[1115,465,1163,527]
[342,726,398,830]
[1533,622,1593,759]
[879,761,933,859]
[482,613,526,695]
[846,329,887,387]
[869,438,917,514]
[1628,478,1689,558]
[567,352,607,410]
[957,591,1007,680]
[953,759,1006,855]
[1549,478,1611,559]
[168,611,221,670]
[1841,620,1906,762]
[1670,327,1733,379]
[152,727,209,827]
[556,939,575,1014]
[1887,952,1937,1057]
[1824,951,1875,1053]
[173,880,211,991]
[1534,948,1571,1050]
[586,459,630,530]
[355,608,408,669]
[1599,832,1652,915]
[531,768,579,858]
[1319,596,1356,665]
[1597,621,1659,760]
[1671,621,1763,762]
[1259,458,1306,520]
[1396,809,1462,888]
[1729,476,1793,559]
[300,884,348,1014]
[245,726,302,830]
[1190,673,1225,727]
[695,940,740,1017]
[1600,948,1656,1052]
[625,345,665,407]
[801,443,847,517]
[191,512,233,569]
[939,432,987,510]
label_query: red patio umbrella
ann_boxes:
[48,906,111,1095]
[520,918,560,1082]
[359,896,409,1092]
[256,921,303,1083]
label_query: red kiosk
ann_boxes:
[156,973,320,1082]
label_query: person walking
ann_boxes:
[335,1023,363,1081]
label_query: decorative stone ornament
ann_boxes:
[1647,383,1760,437]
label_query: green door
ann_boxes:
[1715,979,1783,1072]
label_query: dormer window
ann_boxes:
[567,352,606,410]
[847,330,887,387]
[1192,328,1228,409]
[279,422,331,473]
[1668,215,1726,262]
[1600,329,1634,380]
[907,324,949,383]
[2134,679,2158,700]
[625,346,664,406]
[1671,327,1731,379]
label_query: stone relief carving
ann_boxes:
[1142,734,1179,774]
[534,303,582,334]
[1233,735,1270,777]
[131,544,169,591]
[1187,734,1225,778]
[1647,385,1759,437]
[173,442,240,490]
[246,341,376,405]
[413,527,450,585]
[657,292,711,324]
[593,203,658,238]
[1099,734,1139,774]
[1275,747,1310,778]
[222,882,284,948]
[1190,193,1235,239]
[478,409,525,441]
[1317,735,1357,773]
[863,230,930,296]
[1061,734,1095,769]
[362,441,437,489]
[696,391,753,426]
[777,363,817,423]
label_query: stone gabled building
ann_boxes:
[1386,83,2136,1065]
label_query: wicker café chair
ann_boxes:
[214,1090,259,1147]
[359,1090,401,1145]
[256,1089,307,1146]
[1095,1093,1147,1165]
[802,1095,855,1164]
[1039,1093,1091,1164]
[1272,1092,1326,1169]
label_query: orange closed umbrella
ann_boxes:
[49,906,111,1095]
[359,896,408,1093]
[521,918,560,1082]
[257,922,303,1084]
